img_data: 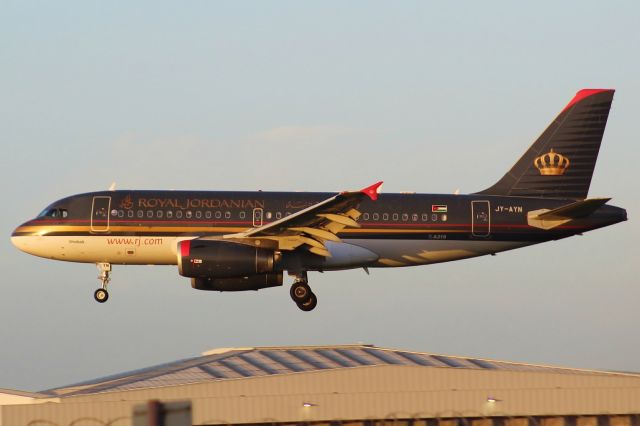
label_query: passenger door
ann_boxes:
[471,200,490,237]
[91,196,111,233]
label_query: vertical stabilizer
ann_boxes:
[477,89,614,199]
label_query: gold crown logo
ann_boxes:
[119,194,133,210]
[534,149,570,176]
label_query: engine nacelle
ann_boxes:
[177,239,278,278]
[191,273,283,291]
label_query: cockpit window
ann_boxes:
[38,208,68,219]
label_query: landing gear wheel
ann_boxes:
[297,292,317,312]
[95,263,112,303]
[94,288,109,303]
[290,281,312,304]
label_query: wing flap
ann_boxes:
[291,227,342,242]
[317,213,360,228]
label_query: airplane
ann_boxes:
[11,89,627,311]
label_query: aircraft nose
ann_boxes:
[11,229,27,253]
[11,223,33,254]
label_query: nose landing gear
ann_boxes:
[289,272,318,312]
[94,263,111,303]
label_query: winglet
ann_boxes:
[360,181,383,201]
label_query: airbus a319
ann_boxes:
[11,89,627,311]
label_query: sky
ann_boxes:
[1,1,639,391]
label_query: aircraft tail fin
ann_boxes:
[477,89,615,199]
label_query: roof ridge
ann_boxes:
[42,349,249,397]
[0,388,47,398]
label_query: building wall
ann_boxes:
[2,366,640,425]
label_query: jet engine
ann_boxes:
[191,273,283,291]
[177,239,280,281]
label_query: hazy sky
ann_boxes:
[1,1,639,391]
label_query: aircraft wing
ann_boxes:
[221,181,383,257]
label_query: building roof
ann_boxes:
[42,344,639,397]
[0,388,46,399]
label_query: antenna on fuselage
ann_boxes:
[108,182,116,191]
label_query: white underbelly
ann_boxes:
[11,235,185,265]
[345,238,533,267]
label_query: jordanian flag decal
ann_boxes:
[432,205,448,213]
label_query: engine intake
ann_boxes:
[178,239,278,279]
[191,273,283,291]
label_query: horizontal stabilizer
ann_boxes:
[537,198,611,220]
[527,198,611,230]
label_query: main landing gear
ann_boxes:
[289,272,317,312]
[94,263,111,303]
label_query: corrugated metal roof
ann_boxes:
[41,344,640,397]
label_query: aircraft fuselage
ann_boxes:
[11,190,626,269]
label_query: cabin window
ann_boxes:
[156,210,163,218]
[372,213,379,221]
[383,213,389,221]
[166,211,173,219]
[431,214,438,221]
[215,211,222,219]
[127,210,134,218]
[118,210,124,218]
[239,211,246,219]
[176,211,183,219]
[111,209,118,217]
[224,211,231,219]
[276,212,282,219]
[402,213,408,221]
[441,214,448,222]
[195,211,202,219]
[392,213,399,221]
[137,210,144,218]
[266,212,272,220]
[205,211,212,219]
[412,213,418,221]
[146,210,153,218]
[363,213,370,220]
[422,213,429,221]
[185,211,193,219]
